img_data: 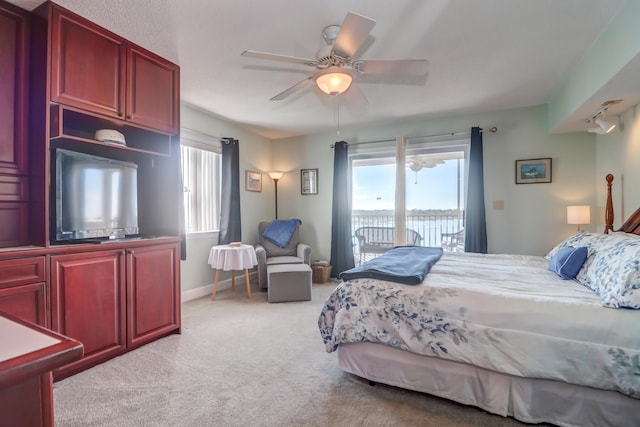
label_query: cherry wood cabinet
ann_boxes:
[49,4,179,134]
[0,1,30,248]
[50,250,126,379]
[48,240,181,379]
[0,0,182,383]
[127,243,180,348]
[0,257,47,327]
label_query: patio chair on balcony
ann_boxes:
[354,227,422,264]
[441,228,465,252]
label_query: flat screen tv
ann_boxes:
[54,149,139,242]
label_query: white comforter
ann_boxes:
[318,252,640,398]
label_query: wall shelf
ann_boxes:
[50,104,173,157]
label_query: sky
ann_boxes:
[353,159,464,211]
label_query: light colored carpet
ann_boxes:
[53,281,529,427]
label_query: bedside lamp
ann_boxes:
[268,171,284,219]
[567,206,590,232]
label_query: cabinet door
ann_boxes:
[126,45,179,134]
[126,243,180,348]
[0,1,30,249]
[0,1,29,176]
[50,5,126,119]
[0,283,47,327]
[50,250,126,378]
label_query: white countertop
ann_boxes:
[0,316,61,363]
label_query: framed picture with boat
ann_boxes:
[515,158,552,184]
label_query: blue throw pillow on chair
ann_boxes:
[548,246,588,280]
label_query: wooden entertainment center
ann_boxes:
[0,0,182,392]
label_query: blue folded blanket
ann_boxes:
[339,246,443,285]
[263,219,302,248]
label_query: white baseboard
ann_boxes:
[181,271,258,302]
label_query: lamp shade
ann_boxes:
[268,171,284,180]
[595,118,616,134]
[567,206,590,225]
[587,126,606,135]
[315,67,353,95]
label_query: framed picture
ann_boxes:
[515,158,552,184]
[301,168,318,195]
[245,170,262,192]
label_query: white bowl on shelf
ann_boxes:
[95,129,126,145]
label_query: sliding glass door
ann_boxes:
[351,139,468,264]
[405,141,467,249]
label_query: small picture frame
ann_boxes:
[301,168,318,195]
[515,158,552,184]
[245,170,262,192]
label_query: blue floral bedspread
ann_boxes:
[318,252,640,398]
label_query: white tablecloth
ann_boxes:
[208,244,258,271]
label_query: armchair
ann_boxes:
[255,221,312,289]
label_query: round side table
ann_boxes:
[208,244,257,300]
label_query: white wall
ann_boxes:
[179,100,640,293]
[272,105,598,261]
[595,103,640,228]
[179,104,274,295]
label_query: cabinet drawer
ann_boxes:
[0,257,46,288]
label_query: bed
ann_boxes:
[318,175,640,427]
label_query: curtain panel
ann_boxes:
[219,138,242,245]
[464,127,487,253]
[330,141,355,276]
[173,140,187,260]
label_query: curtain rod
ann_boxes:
[329,126,497,148]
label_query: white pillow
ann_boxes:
[577,233,640,309]
[545,232,606,260]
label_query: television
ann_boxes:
[54,149,139,242]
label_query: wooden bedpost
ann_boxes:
[604,174,614,234]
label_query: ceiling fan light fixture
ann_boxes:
[315,67,353,95]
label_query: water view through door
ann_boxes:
[351,146,466,264]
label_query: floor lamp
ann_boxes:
[268,171,284,219]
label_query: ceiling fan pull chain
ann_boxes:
[334,95,341,137]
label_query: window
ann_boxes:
[180,133,221,234]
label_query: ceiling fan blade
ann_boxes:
[241,50,317,67]
[270,76,315,101]
[332,12,376,59]
[354,60,430,76]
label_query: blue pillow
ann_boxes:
[548,246,588,280]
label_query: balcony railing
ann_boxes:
[352,213,464,263]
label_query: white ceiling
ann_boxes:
[10,0,638,139]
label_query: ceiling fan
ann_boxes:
[241,11,430,101]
